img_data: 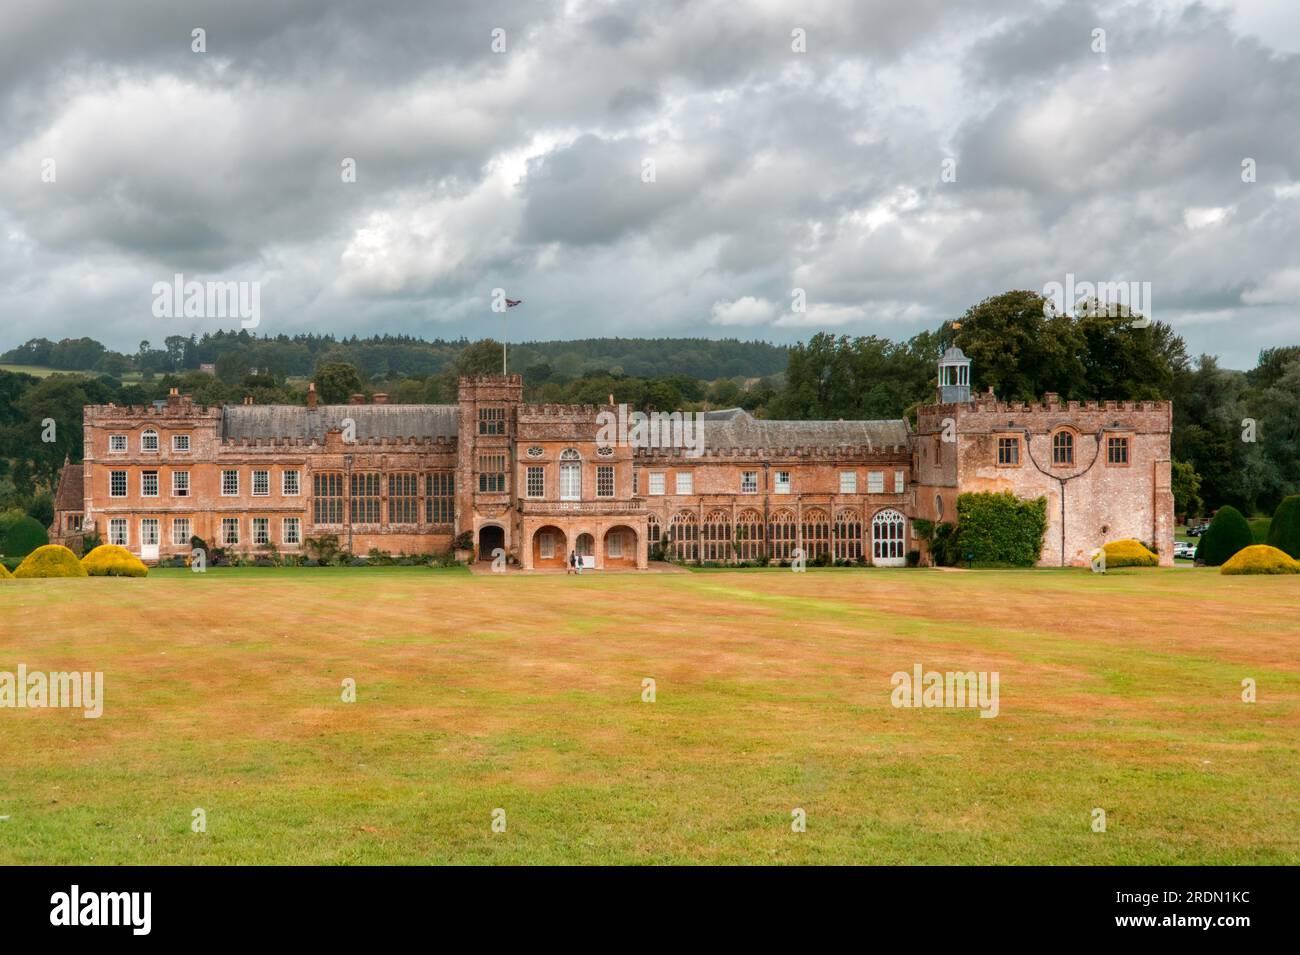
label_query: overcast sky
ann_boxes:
[1,0,1298,368]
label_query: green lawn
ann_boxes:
[1,566,1296,864]
[0,363,72,378]
[0,364,142,381]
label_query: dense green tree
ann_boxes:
[953,291,1083,401]
[313,361,365,404]
[1170,460,1203,521]
[14,376,91,486]
[1195,505,1254,565]
[0,509,48,558]
[1266,495,1300,559]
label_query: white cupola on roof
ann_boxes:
[938,346,971,403]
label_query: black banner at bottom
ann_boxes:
[0,865,1282,941]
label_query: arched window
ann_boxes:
[140,428,159,452]
[872,508,907,566]
[702,509,732,561]
[668,511,698,562]
[935,494,944,521]
[560,448,581,499]
[1052,430,1074,466]
[834,508,862,561]
[736,509,763,561]
[769,508,797,560]
[802,507,830,561]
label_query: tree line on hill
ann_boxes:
[1,332,789,382]
[1,290,1297,530]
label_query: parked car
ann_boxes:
[1173,541,1197,559]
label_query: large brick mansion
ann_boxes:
[51,349,1176,569]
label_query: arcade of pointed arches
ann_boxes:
[656,505,907,565]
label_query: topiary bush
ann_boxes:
[1266,495,1300,560]
[81,544,149,577]
[0,509,49,558]
[13,544,88,578]
[1220,545,1300,575]
[1103,539,1159,567]
[1195,505,1254,566]
[955,492,1048,567]
[0,562,14,580]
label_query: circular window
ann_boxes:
[526,446,544,458]
[596,445,615,457]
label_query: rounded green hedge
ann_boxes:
[81,544,149,577]
[1195,505,1254,566]
[0,509,49,558]
[1266,495,1300,560]
[13,544,88,578]
[1103,539,1159,567]
[1221,544,1300,575]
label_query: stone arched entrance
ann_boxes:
[575,532,595,569]
[477,524,505,562]
[603,525,638,568]
[531,525,567,569]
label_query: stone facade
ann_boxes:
[64,355,1173,569]
[911,348,1175,567]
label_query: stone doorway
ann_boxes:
[575,532,595,569]
[478,524,505,562]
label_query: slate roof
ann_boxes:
[221,405,459,442]
[216,404,907,448]
[699,408,909,450]
[53,463,84,512]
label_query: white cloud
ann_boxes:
[709,296,777,326]
[1184,206,1230,230]
[0,0,1297,370]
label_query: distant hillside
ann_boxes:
[0,333,789,382]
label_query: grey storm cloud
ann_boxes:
[0,0,1298,368]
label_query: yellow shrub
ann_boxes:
[1220,544,1300,575]
[0,562,13,579]
[81,544,149,578]
[1102,539,1159,567]
[13,544,89,578]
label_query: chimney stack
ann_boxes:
[243,395,254,406]
[372,393,389,405]
[348,393,365,405]
[307,382,318,409]
[166,387,181,408]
